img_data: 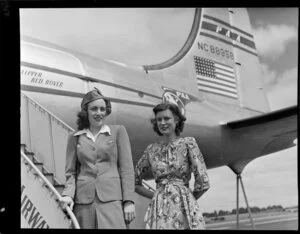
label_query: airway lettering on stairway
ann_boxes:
[21,185,50,229]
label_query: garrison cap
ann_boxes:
[81,88,112,116]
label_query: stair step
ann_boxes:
[25,152,34,162]
[42,166,53,176]
[24,148,32,154]
[23,150,40,163]
[32,156,41,164]
[53,178,62,186]
[54,185,64,195]
[44,173,54,184]
[34,162,43,172]
[20,145,64,196]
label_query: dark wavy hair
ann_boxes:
[76,98,111,130]
[150,102,186,136]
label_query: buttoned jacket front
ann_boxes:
[62,125,135,204]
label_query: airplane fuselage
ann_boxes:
[21,47,261,179]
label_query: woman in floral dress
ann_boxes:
[135,102,210,229]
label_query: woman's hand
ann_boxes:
[123,201,136,224]
[60,196,74,211]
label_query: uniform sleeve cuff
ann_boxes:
[123,200,135,205]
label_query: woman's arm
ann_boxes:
[61,134,78,199]
[187,137,210,200]
[116,125,136,224]
[134,145,154,199]
[135,184,154,199]
[117,125,135,203]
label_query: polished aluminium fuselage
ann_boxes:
[21,38,263,180]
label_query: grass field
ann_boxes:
[205,210,298,230]
[205,210,297,223]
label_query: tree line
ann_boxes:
[203,205,284,217]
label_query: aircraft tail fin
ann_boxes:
[144,8,270,113]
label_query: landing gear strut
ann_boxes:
[229,160,256,230]
[235,173,255,230]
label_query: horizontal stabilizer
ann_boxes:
[226,105,297,129]
[223,105,297,158]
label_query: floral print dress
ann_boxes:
[135,137,210,229]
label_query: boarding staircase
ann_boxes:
[21,147,79,228]
[21,92,154,229]
[21,92,80,228]
[21,145,65,194]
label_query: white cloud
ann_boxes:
[259,63,297,110]
[266,66,297,110]
[260,63,278,88]
[271,66,297,87]
[267,83,297,110]
[253,24,298,59]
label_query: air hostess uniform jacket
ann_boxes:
[62,124,135,205]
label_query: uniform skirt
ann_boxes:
[73,195,127,229]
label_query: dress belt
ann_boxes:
[156,177,188,189]
[155,178,189,217]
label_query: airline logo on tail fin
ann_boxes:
[200,14,258,57]
[193,56,238,99]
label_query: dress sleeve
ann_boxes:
[186,137,210,200]
[134,145,151,186]
[62,133,79,199]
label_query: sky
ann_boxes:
[20,8,298,213]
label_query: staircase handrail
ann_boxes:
[21,150,80,229]
[21,91,75,184]
[142,180,155,192]
[21,92,75,133]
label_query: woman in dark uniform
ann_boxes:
[60,88,136,229]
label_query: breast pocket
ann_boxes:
[104,139,116,151]
[107,139,115,146]
[100,138,117,159]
